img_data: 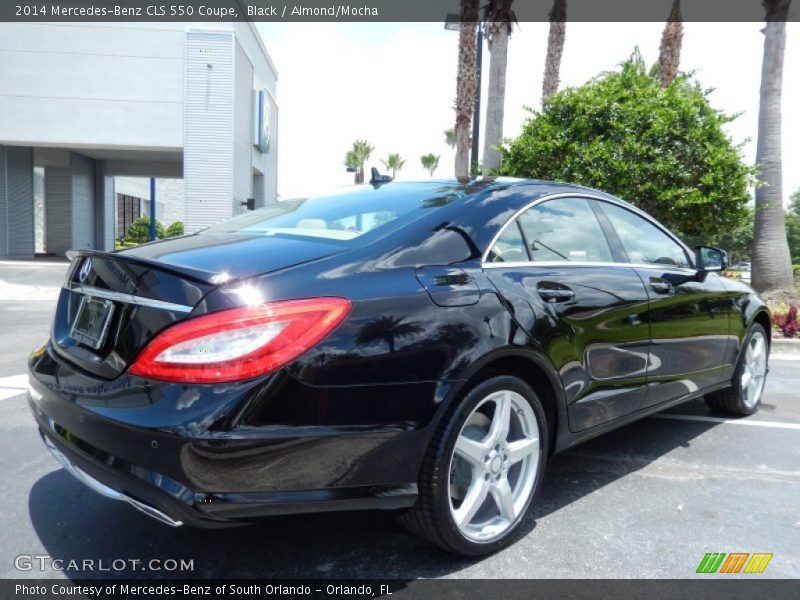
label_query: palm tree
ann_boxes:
[343,140,374,184]
[482,0,516,173]
[354,316,423,353]
[421,154,440,177]
[344,150,359,183]
[444,128,456,149]
[752,0,796,303]
[381,153,406,179]
[454,0,479,181]
[656,0,684,88]
[541,0,567,108]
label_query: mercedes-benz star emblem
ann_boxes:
[78,259,92,283]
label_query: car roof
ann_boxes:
[324,177,634,209]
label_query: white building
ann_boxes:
[0,21,278,258]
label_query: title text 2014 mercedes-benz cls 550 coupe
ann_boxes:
[28,178,770,555]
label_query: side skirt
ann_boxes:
[553,381,731,454]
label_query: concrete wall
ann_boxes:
[44,151,113,255]
[71,153,96,251]
[233,40,255,218]
[184,30,235,233]
[159,179,185,226]
[95,164,115,252]
[44,164,73,256]
[0,148,6,255]
[0,23,185,151]
[253,172,266,209]
[262,102,278,205]
[0,146,35,257]
[235,22,278,206]
[0,22,279,251]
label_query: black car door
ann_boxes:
[484,196,651,432]
[596,201,734,409]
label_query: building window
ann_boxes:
[117,194,142,240]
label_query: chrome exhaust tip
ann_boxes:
[43,435,183,528]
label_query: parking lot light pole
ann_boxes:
[149,177,156,242]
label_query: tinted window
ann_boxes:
[202,185,460,244]
[600,203,691,268]
[486,222,528,263]
[516,198,613,263]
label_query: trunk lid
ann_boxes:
[116,232,346,283]
[52,234,344,379]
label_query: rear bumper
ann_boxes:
[27,344,424,528]
[31,396,418,528]
[41,433,184,527]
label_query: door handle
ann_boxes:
[650,280,672,294]
[538,287,575,303]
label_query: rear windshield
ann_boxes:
[201,184,461,244]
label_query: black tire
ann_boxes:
[705,323,769,416]
[399,374,548,556]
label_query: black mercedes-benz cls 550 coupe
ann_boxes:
[29,178,771,555]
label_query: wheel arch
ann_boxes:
[438,348,566,456]
[729,307,772,375]
[751,309,772,346]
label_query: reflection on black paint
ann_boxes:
[355,316,424,353]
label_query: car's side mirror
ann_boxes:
[695,246,727,272]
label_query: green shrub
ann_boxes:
[787,214,800,264]
[166,221,185,238]
[500,51,755,241]
[114,239,138,250]
[126,216,165,244]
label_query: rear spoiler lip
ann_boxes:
[65,248,218,286]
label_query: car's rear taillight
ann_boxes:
[128,297,351,383]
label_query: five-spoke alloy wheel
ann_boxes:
[449,390,540,541]
[705,323,769,416]
[401,374,547,555]
[741,329,768,409]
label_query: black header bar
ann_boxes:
[2,0,799,23]
[4,579,800,600]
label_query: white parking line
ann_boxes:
[653,413,800,431]
[0,374,27,401]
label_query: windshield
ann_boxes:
[202,184,463,244]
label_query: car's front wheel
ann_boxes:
[401,374,547,555]
[705,323,769,416]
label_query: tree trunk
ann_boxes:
[455,0,479,181]
[482,22,509,174]
[657,0,684,88]
[542,0,567,109]
[752,0,795,304]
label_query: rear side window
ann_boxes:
[486,222,528,263]
[600,202,691,268]
[516,198,614,263]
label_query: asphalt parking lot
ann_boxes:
[1,261,798,580]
